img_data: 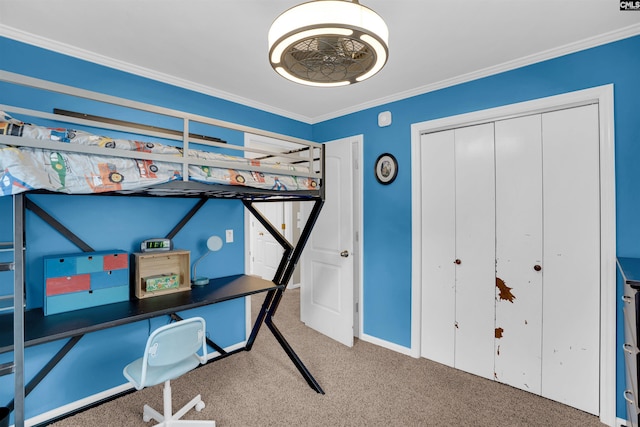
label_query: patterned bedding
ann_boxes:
[0,112,317,196]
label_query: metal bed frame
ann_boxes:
[0,71,325,426]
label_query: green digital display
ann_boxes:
[141,238,172,252]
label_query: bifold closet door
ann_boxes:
[420,129,456,367]
[420,124,495,379]
[541,104,600,415]
[494,114,543,393]
[421,104,601,414]
[453,123,496,379]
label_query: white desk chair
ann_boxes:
[123,317,215,426]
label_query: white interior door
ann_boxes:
[494,114,543,392]
[301,136,355,347]
[541,104,600,415]
[453,123,496,380]
[250,202,284,281]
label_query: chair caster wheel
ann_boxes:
[195,401,206,412]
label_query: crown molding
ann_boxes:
[0,24,314,124]
[311,22,640,124]
[2,22,639,125]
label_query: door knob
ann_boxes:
[454,259,461,265]
[534,265,542,271]
[340,250,349,258]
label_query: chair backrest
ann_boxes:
[144,317,207,368]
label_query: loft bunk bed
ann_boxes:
[0,70,325,426]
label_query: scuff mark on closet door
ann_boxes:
[496,277,516,303]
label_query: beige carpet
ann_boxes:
[49,288,604,426]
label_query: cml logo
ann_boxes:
[620,1,640,10]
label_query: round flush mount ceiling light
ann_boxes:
[268,0,389,87]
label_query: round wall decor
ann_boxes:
[374,153,398,185]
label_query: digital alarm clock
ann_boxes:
[140,238,173,252]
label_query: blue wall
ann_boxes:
[313,35,640,420]
[2,33,640,421]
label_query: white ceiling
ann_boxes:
[1,1,639,123]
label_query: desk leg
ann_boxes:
[265,289,325,394]
[245,289,275,351]
[265,199,325,393]
[244,285,324,394]
[243,198,325,394]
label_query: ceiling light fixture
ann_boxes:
[268,0,389,87]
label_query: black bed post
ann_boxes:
[263,197,325,393]
[265,198,323,315]
[242,199,293,345]
[242,196,325,394]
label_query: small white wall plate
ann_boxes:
[378,111,392,127]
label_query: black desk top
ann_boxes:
[0,274,281,353]
[618,257,640,289]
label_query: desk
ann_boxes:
[0,274,279,352]
[0,273,323,419]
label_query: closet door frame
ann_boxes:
[410,85,615,426]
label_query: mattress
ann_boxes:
[0,111,318,196]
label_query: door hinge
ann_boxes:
[355,302,359,313]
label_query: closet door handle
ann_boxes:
[533,265,542,271]
[340,250,349,258]
[454,259,461,265]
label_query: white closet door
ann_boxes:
[454,123,496,380]
[541,104,600,415]
[494,115,543,392]
[420,130,456,367]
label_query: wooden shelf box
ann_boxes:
[134,250,191,299]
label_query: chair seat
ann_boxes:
[124,354,202,389]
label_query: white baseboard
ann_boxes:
[359,332,414,357]
[24,383,133,427]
